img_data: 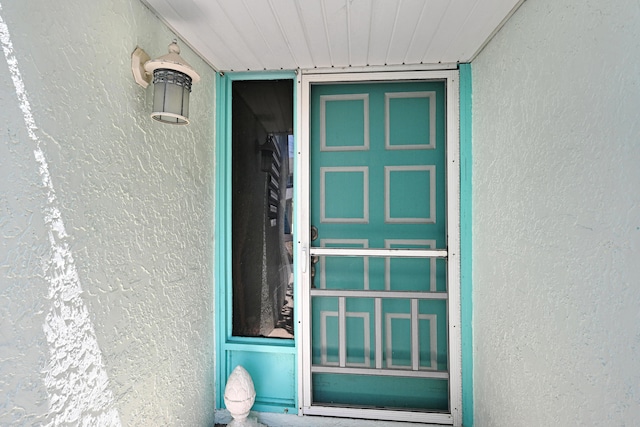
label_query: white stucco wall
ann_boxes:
[0,1,215,425]
[472,0,640,425]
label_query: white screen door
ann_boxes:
[298,70,461,426]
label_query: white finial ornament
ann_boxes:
[223,366,265,426]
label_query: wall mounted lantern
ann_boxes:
[259,134,279,173]
[131,40,200,125]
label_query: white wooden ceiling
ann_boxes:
[141,0,523,72]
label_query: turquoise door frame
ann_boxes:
[459,62,473,427]
[215,71,299,414]
[214,65,473,425]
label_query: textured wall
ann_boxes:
[0,1,215,426]
[472,0,640,425]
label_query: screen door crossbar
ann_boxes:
[310,289,448,299]
[309,247,447,259]
[311,365,449,379]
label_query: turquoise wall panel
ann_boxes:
[228,350,296,411]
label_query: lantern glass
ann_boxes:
[151,69,192,125]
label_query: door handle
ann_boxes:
[302,247,307,273]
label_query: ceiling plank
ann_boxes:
[347,0,374,67]
[367,0,401,66]
[321,0,351,67]
[215,0,271,70]
[269,0,316,70]
[192,0,262,70]
[384,0,430,66]
[295,1,332,69]
[402,0,451,65]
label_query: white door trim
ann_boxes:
[296,70,461,426]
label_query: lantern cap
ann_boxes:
[144,40,200,83]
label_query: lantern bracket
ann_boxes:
[131,47,152,88]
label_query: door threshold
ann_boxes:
[215,409,453,427]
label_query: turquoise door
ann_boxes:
[308,80,450,417]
